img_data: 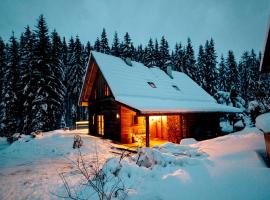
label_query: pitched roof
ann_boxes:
[80,51,241,114]
[260,18,270,73]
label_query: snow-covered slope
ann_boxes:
[0,128,269,200]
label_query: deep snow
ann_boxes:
[0,127,270,200]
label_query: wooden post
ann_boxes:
[146,116,150,147]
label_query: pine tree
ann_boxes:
[217,54,229,91]
[94,37,101,52]
[20,26,35,134]
[0,37,7,134]
[2,33,20,137]
[31,15,52,131]
[238,51,250,101]
[226,50,239,92]
[159,36,170,71]
[49,30,65,129]
[121,32,132,59]
[173,43,185,72]
[66,36,85,127]
[135,44,144,63]
[100,28,110,54]
[196,45,205,86]
[111,32,120,57]
[144,38,156,67]
[203,38,218,94]
[183,38,197,81]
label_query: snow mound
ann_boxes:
[180,138,197,145]
[256,112,270,133]
[135,142,207,168]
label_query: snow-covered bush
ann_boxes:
[248,100,265,124]
[135,142,206,168]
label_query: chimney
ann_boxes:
[124,57,132,66]
[166,65,173,79]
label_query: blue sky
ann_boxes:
[0,0,269,59]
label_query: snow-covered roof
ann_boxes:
[80,51,241,114]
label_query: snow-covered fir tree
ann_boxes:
[111,32,121,57]
[217,54,229,91]
[0,37,7,134]
[183,38,197,81]
[49,30,66,129]
[225,50,239,93]
[66,36,85,127]
[30,15,53,131]
[202,38,218,95]
[94,37,101,52]
[2,33,20,137]
[144,38,156,67]
[159,36,170,71]
[173,43,185,73]
[100,28,110,54]
[120,32,133,59]
[20,26,35,134]
[196,45,205,86]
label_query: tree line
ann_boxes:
[0,15,269,138]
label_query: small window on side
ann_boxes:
[147,82,157,88]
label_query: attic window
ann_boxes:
[147,82,156,88]
[172,85,180,91]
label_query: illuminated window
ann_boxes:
[172,85,180,91]
[147,82,156,88]
[97,115,104,136]
[104,85,110,96]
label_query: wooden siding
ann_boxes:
[88,98,121,141]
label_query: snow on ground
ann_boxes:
[0,126,270,200]
[0,130,114,200]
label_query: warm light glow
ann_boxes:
[150,116,162,122]
[75,121,89,125]
[116,113,120,119]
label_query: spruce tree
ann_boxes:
[20,26,35,134]
[66,36,85,126]
[196,45,205,86]
[2,33,20,137]
[31,15,52,131]
[217,54,229,91]
[100,28,110,54]
[226,50,239,92]
[49,30,65,129]
[144,38,155,67]
[183,38,197,81]
[0,37,7,134]
[121,32,132,59]
[203,38,218,94]
[94,37,101,52]
[111,32,120,57]
[174,43,185,73]
[159,36,170,71]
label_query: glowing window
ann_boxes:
[104,85,110,96]
[147,82,157,88]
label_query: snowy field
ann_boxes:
[0,125,270,199]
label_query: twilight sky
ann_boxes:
[0,0,269,59]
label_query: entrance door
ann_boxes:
[97,115,104,136]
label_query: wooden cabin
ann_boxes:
[79,51,240,147]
